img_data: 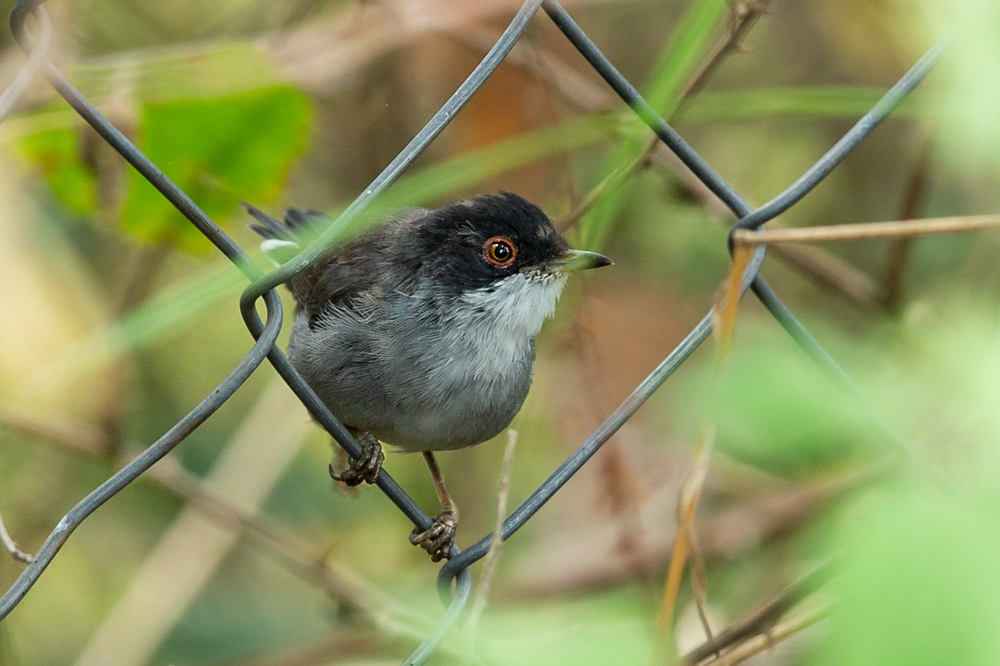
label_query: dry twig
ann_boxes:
[881,139,932,311]
[0,402,106,457]
[0,503,32,564]
[697,605,831,666]
[687,523,714,643]
[680,559,836,666]
[465,430,519,660]
[558,0,774,227]
[732,214,1000,246]
[443,1,879,311]
[71,382,312,666]
[654,245,753,659]
[767,242,881,309]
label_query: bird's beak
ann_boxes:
[548,248,613,273]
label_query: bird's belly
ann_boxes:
[380,374,530,451]
[288,312,534,451]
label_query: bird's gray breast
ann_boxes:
[288,272,567,451]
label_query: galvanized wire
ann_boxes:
[0,0,952,662]
[0,0,47,122]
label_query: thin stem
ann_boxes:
[687,524,715,644]
[443,1,886,312]
[881,139,932,311]
[768,243,881,309]
[732,214,1000,246]
[1,407,430,639]
[0,505,32,564]
[654,245,754,659]
[465,430,519,662]
[680,559,837,666]
[697,605,831,666]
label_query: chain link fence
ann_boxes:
[0,0,954,663]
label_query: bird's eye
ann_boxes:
[483,237,517,268]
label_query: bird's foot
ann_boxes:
[329,432,384,487]
[409,508,458,562]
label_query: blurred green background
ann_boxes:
[2,0,1000,664]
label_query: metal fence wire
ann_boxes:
[0,0,955,663]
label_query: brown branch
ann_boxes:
[732,214,1000,246]
[768,242,881,309]
[557,149,647,227]
[881,139,932,312]
[643,148,884,309]
[680,0,773,101]
[510,459,882,597]
[697,604,831,666]
[881,242,916,312]
[687,523,715,645]
[0,401,107,457]
[679,559,837,666]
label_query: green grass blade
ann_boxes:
[677,87,933,124]
[579,0,729,251]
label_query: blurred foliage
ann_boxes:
[15,126,99,213]
[122,87,310,250]
[15,86,311,251]
[815,483,1000,666]
[712,330,877,477]
[579,0,727,251]
[1,0,999,665]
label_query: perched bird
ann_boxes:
[247,191,611,561]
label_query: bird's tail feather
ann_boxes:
[244,203,328,266]
[243,202,289,240]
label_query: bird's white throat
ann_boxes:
[457,272,568,339]
[433,272,568,384]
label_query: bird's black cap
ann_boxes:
[416,191,609,294]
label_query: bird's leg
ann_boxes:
[409,451,459,562]
[329,430,384,487]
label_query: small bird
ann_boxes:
[247,192,611,561]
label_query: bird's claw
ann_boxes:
[409,509,458,562]
[329,433,383,487]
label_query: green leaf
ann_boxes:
[122,86,311,252]
[13,124,98,216]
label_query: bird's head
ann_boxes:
[414,191,612,334]
[415,191,611,293]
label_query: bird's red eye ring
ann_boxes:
[483,237,517,268]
